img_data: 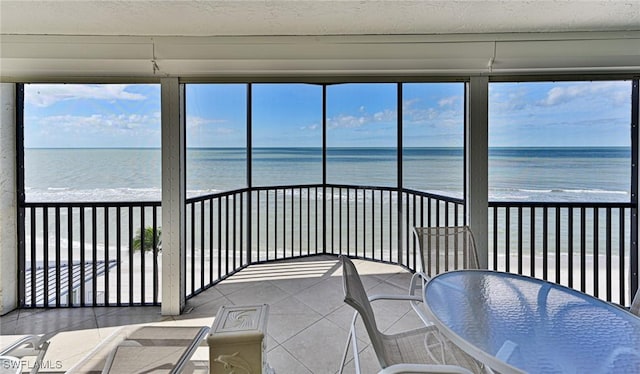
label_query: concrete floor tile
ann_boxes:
[353,259,404,279]
[96,312,167,329]
[282,318,352,374]
[383,271,415,290]
[266,334,278,353]
[384,308,426,335]
[207,278,251,296]
[365,282,415,333]
[225,281,291,306]
[96,305,162,317]
[268,296,323,344]
[267,345,313,374]
[13,314,97,335]
[268,275,327,295]
[338,344,382,374]
[293,277,345,316]
[185,286,226,307]
[324,304,359,332]
[0,317,18,334]
[177,295,233,320]
[324,305,373,348]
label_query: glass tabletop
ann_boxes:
[423,270,640,374]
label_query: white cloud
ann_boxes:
[373,109,395,122]
[403,97,462,126]
[404,107,439,123]
[186,116,238,140]
[537,81,629,107]
[327,105,398,130]
[36,113,158,134]
[328,114,367,129]
[403,98,421,111]
[489,87,529,113]
[438,96,458,107]
[186,116,228,129]
[25,84,146,107]
[300,124,319,131]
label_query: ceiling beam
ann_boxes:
[2,32,639,81]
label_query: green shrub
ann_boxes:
[133,226,162,252]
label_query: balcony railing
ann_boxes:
[19,187,638,308]
[489,201,638,306]
[21,201,161,307]
[183,184,465,297]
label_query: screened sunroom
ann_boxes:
[1,1,639,373]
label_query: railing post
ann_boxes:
[246,84,252,263]
[322,85,327,254]
[161,78,186,315]
[632,78,639,298]
[466,76,489,269]
[397,83,404,265]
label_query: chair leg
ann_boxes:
[339,328,352,374]
[340,312,362,374]
[351,324,361,374]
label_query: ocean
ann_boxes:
[24,147,631,203]
[22,147,634,304]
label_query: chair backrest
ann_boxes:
[340,256,392,368]
[631,288,640,316]
[413,226,479,278]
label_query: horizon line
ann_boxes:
[24,145,632,150]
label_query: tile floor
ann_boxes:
[0,255,425,374]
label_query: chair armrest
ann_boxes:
[377,363,473,374]
[368,294,423,302]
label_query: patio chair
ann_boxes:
[68,325,208,373]
[631,288,639,316]
[409,226,480,326]
[0,334,52,374]
[100,326,209,374]
[413,226,479,279]
[338,256,483,374]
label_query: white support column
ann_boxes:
[0,83,18,315]
[161,78,185,315]
[466,76,489,269]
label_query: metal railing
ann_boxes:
[183,184,465,298]
[19,189,637,308]
[489,201,638,306]
[20,201,161,307]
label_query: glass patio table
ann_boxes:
[422,270,640,374]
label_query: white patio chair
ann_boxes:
[100,326,209,374]
[631,288,639,316]
[338,256,483,374]
[413,226,480,279]
[0,334,52,374]
[409,226,480,326]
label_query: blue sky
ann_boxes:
[24,80,632,148]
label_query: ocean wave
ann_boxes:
[554,188,627,195]
[520,188,552,193]
[27,187,161,202]
[25,186,630,203]
[186,189,225,199]
[490,187,630,202]
[494,187,627,195]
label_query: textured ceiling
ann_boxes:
[1,0,640,37]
